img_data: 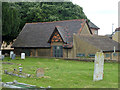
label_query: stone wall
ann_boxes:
[72,34,119,61]
[73,34,100,57]
[80,23,91,35]
[112,32,120,43]
[63,48,74,59]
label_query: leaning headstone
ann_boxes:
[93,52,104,81]
[10,51,14,58]
[21,53,25,59]
[36,68,44,78]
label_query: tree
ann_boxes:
[2,2,89,43]
[2,2,20,43]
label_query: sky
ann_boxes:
[72,0,119,35]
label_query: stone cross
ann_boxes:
[93,52,104,81]
[36,68,44,78]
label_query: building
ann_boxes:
[88,21,100,35]
[73,34,120,61]
[12,19,119,60]
[112,27,120,43]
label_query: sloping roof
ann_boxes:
[88,21,100,30]
[78,35,120,51]
[115,27,120,32]
[13,19,91,48]
[48,26,67,43]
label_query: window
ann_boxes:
[105,54,110,58]
[76,53,85,57]
[94,31,98,35]
[53,46,63,57]
[113,53,117,56]
[88,54,95,57]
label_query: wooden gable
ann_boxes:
[51,31,63,42]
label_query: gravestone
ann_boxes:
[21,53,25,59]
[19,67,23,73]
[0,51,4,60]
[36,68,44,77]
[0,51,1,56]
[10,51,14,58]
[11,54,16,60]
[2,55,5,60]
[93,52,104,81]
[0,55,2,60]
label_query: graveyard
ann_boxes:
[2,57,118,88]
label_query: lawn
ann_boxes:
[2,57,118,88]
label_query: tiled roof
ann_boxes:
[115,27,120,32]
[13,19,90,48]
[88,21,100,30]
[78,35,120,51]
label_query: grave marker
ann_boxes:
[10,51,14,58]
[36,68,44,77]
[11,54,16,60]
[93,52,104,81]
[19,67,23,73]
[21,53,25,59]
[0,51,1,56]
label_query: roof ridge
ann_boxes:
[26,19,85,24]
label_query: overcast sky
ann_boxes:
[72,0,119,35]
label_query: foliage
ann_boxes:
[2,2,88,43]
[2,57,118,88]
[2,2,20,43]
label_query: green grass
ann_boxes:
[2,57,118,88]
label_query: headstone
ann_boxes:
[0,55,2,60]
[21,53,25,59]
[10,51,14,58]
[93,52,104,81]
[4,70,8,74]
[0,51,1,56]
[36,68,44,77]
[0,51,3,60]
[2,55,5,60]
[27,74,31,77]
[19,67,23,73]
[11,54,15,60]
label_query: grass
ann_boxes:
[2,57,118,88]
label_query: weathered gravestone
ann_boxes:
[10,51,14,58]
[93,52,104,81]
[36,68,44,78]
[21,53,25,59]
[11,54,16,60]
[0,51,4,60]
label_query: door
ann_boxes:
[53,46,63,57]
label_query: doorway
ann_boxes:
[53,46,63,57]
